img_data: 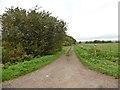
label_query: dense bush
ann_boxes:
[1,6,70,64]
[63,35,76,46]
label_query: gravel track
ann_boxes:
[2,48,118,88]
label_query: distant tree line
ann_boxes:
[1,6,76,64]
[78,40,119,44]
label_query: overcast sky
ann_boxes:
[0,0,119,41]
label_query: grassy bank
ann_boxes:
[0,47,2,61]
[74,45,119,78]
[2,47,68,82]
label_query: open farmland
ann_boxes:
[79,43,119,63]
[74,43,119,78]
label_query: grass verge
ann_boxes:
[2,47,68,82]
[74,45,119,79]
[66,47,72,56]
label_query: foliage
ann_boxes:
[2,6,68,64]
[63,35,76,46]
[74,44,119,78]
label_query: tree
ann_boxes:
[63,35,76,46]
[2,6,67,64]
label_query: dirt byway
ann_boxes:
[2,48,118,88]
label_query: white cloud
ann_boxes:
[0,0,119,41]
[68,0,118,41]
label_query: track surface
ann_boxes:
[2,48,118,88]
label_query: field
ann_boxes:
[74,43,119,78]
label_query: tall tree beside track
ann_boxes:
[63,35,76,46]
[1,6,68,64]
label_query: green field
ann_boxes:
[74,43,119,78]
